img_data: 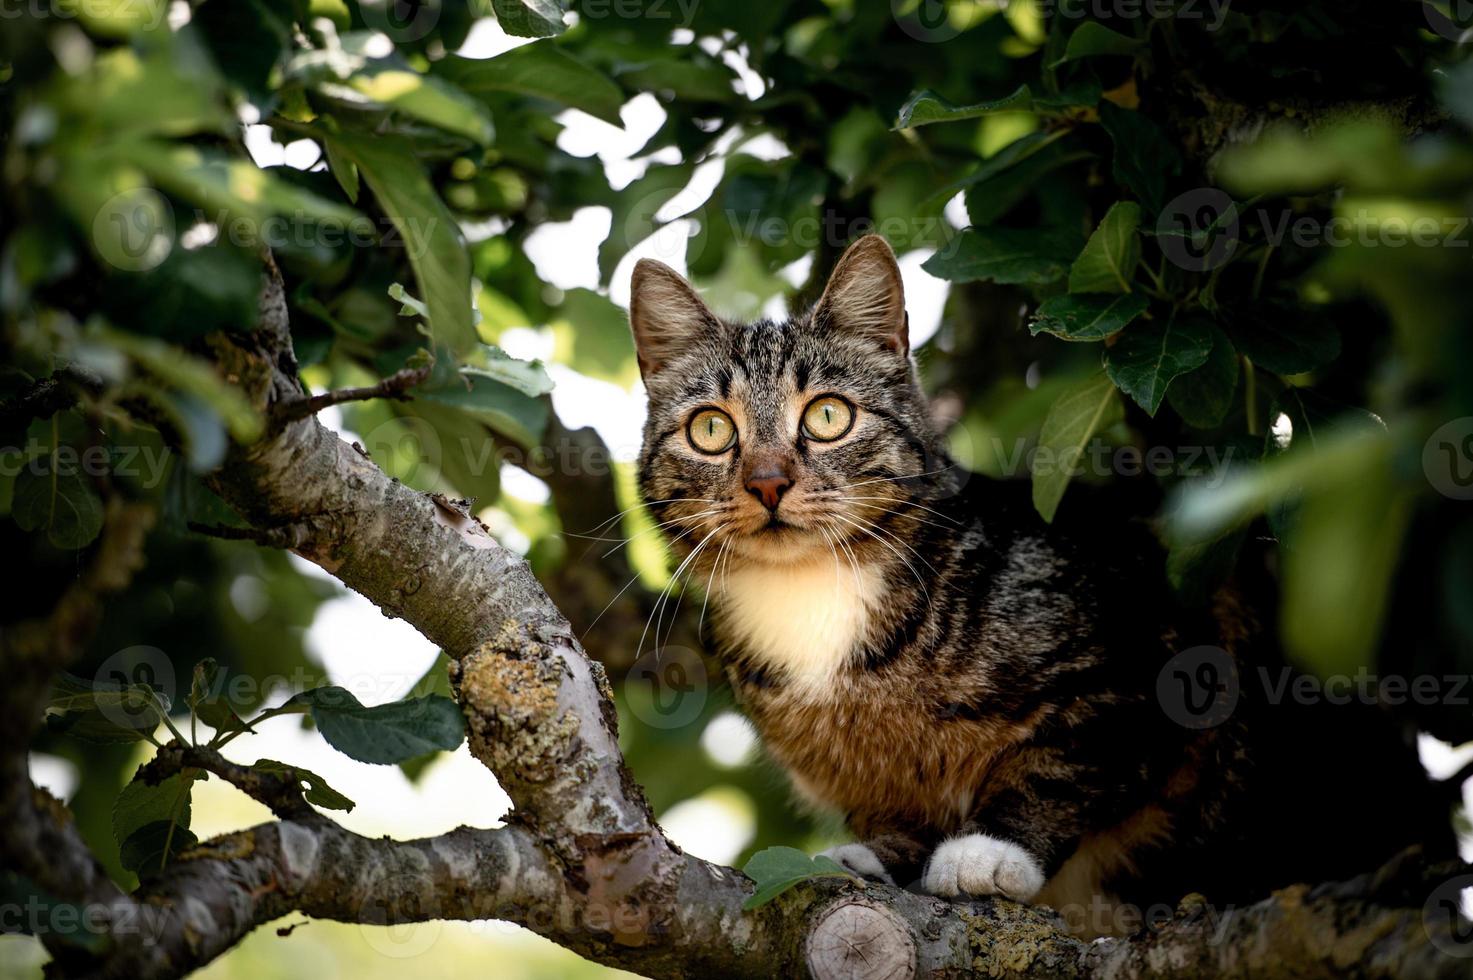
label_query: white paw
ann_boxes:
[922,834,1044,902]
[817,843,894,884]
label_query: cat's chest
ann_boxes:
[712,558,884,693]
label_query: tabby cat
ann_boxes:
[630,235,1446,933]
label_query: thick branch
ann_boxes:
[25,266,1470,980]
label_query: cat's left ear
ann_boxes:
[813,234,908,356]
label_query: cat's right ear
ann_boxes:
[629,259,719,378]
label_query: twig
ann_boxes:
[140,744,315,820]
[187,521,312,550]
[269,363,432,429]
[0,366,104,428]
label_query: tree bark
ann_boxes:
[5,264,1470,979]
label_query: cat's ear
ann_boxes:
[812,235,908,355]
[629,259,719,377]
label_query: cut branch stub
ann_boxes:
[806,898,916,980]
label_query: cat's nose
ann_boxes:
[745,467,792,511]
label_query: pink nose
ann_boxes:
[745,471,792,511]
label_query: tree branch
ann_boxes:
[18,265,1470,979]
[267,362,432,430]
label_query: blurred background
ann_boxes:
[5,1,1473,976]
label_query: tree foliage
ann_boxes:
[4,1,1473,975]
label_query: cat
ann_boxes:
[629,234,1449,934]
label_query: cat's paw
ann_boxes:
[922,834,1044,902]
[817,843,895,884]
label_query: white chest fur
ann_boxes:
[714,557,881,693]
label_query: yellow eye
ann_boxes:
[688,408,736,453]
[802,396,854,442]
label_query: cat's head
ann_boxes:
[630,235,948,566]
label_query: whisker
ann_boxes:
[639,522,723,660]
[833,494,962,526]
[582,521,703,635]
[820,497,957,533]
[580,495,719,537]
[599,508,727,559]
[828,466,956,494]
[829,513,932,602]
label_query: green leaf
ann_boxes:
[325,132,477,354]
[418,374,550,448]
[98,326,263,443]
[598,164,696,282]
[1098,102,1181,214]
[1032,374,1124,523]
[12,464,103,549]
[741,847,856,909]
[1227,305,1341,375]
[253,759,356,811]
[551,288,638,384]
[923,227,1080,286]
[1068,201,1141,293]
[616,59,739,103]
[45,674,166,744]
[114,771,196,874]
[119,143,362,227]
[460,345,554,397]
[188,658,253,739]
[894,83,1097,129]
[1167,525,1247,608]
[1282,462,1410,677]
[1051,22,1144,66]
[491,0,567,37]
[1166,326,1239,428]
[1104,315,1214,415]
[960,133,1091,226]
[1030,293,1149,342]
[291,686,465,765]
[348,69,495,145]
[435,45,624,126]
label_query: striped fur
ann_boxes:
[630,236,1446,933]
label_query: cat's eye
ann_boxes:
[802,396,855,442]
[688,408,737,454]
